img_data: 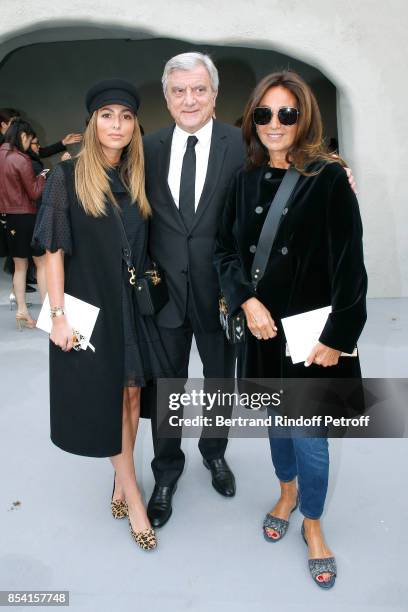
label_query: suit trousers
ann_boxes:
[151,282,236,486]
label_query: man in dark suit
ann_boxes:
[143,52,245,528]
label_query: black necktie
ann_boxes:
[179,135,198,230]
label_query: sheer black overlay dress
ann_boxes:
[32,161,173,457]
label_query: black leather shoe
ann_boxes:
[203,458,236,497]
[147,483,177,528]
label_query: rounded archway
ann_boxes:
[0,26,339,153]
[0,7,405,299]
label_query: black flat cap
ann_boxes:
[85,79,140,114]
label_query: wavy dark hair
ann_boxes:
[0,107,20,126]
[4,119,35,153]
[241,70,346,175]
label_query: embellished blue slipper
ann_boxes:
[301,521,337,589]
[262,494,299,542]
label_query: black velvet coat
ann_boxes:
[214,162,368,380]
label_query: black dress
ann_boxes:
[32,160,173,457]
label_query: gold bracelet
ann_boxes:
[50,306,65,318]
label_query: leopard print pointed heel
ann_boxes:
[129,522,157,551]
[111,474,128,519]
[111,498,128,519]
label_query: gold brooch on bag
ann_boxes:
[128,266,136,286]
[145,268,162,286]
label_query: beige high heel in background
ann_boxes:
[16,312,36,330]
[10,293,32,310]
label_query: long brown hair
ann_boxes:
[74,112,151,218]
[241,70,346,174]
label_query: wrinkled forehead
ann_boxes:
[167,65,213,89]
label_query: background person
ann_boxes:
[24,133,47,301]
[0,108,19,144]
[0,106,82,156]
[214,70,367,589]
[1,108,81,301]
[0,109,20,266]
[0,119,46,328]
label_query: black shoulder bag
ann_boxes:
[219,167,301,343]
[112,205,169,316]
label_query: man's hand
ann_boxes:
[331,154,357,194]
[61,151,72,161]
[62,133,82,146]
[344,167,357,194]
[242,297,277,340]
[305,342,341,367]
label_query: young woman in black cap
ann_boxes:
[33,79,172,551]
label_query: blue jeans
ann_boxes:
[268,428,329,519]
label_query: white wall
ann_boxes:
[1,0,406,298]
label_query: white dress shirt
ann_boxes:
[167,118,213,210]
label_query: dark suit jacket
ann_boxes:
[143,120,245,332]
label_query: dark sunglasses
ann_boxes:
[253,106,300,126]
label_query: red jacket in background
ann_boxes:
[0,143,45,214]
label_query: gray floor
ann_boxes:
[0,265,407,612]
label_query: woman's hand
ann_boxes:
[61,133,82,146]
[305,342,341,367]
[50,316,74,352]
[242,297,278,340]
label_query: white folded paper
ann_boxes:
[281,305,357,364]
[36,293,100,352]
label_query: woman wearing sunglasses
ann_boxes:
[214,71,367,588]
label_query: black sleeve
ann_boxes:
[32,163,73,255]
[319,168,368,352]
[38,141,66,158]
[213,173,256,314]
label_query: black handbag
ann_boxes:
[134,262,169,316]
[219,295,247,343]
[219,167,301,344]
[112,205,169,316]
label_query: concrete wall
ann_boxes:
[0,0,406,298]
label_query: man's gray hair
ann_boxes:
[161,52,219,96]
